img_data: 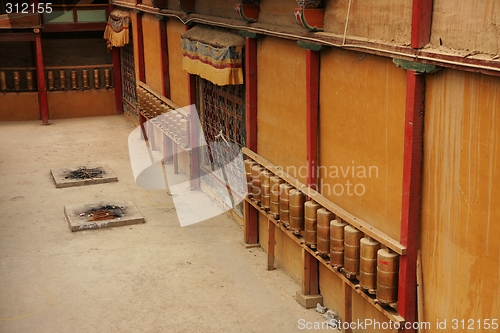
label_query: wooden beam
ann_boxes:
[242,147,407,255]
[302,248,319,295]
[41,23,106,32]
[34,30,48,124]
[245,36,257,152]
[411,0,433,48]
[159,18,170,98]
[0,33,36,42]
[244,201,258,245]
[111,47,123,114]
[398,70,424,332]
[306,49,319,190]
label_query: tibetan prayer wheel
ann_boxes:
[244,160,257,195]
[180,118,190,147]
[13,71,21,91]
[59,70,66,90]
[360,237,381,292]
[82,70,90,89]
[270,176,284,217]
[175,114,184,137]
[279,183,293,225]
[289,189,305,233]
[93,69,100,89]
[376,248,399,305]
[251,165,264,202]
[0,71,7,91]
[71,70,78,89]
[155,99,162,118]
[317,208,334,255]
[47,71,55,90]
[330,218,347,268]
[161,105,169,127]
[104,68,111,88]
[304,201,321,247]
[343,225,363,277]
[25,71,34,91]
[168,111,177,133]
[260,170,272,210]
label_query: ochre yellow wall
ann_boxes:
[257,37,307,183]
[167,19,190,107]
[142,14,163,93]
[319,49,406,241]
[0,93,39,121]
[47,90,115,119]
[422,69,500,326]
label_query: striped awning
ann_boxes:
[181,25,245,86]
[104,9,130,49]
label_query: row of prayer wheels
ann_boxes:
[0,69,112,92]
[244,159,399,306]
[137,86,190,148]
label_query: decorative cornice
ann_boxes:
[294,1,325,32]
[235,1,260,23]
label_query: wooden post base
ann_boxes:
[295,292,323,309]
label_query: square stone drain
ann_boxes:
[64,200,145,232]
[51,165,118,188]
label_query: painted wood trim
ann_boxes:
[159,18,170,98]
[242,147,407,255]
[411,0,433,48]
[34,31,48,124]
[398,70,424,331]
[306,49,319,190]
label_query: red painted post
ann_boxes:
[245,37,258,152]
[159,19,170,98]
[244,36,259,245]
[411,0,433,48]
[398,70,424,332]
[188,75,200,190]
[306,49,320,190]
[34,29,49,125]
[136,13,146,82]
[111,48,123,114]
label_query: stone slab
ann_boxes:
[295,291,323,309]
[64,200,145,232]
[51,165,118,188]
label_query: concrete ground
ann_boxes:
[0,115,325,333]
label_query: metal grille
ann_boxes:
[198,78,246,200]
[120,35,137,120]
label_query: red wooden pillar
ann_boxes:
[112,48,123,115]
[244,35,259,245]
[398,70,424,332]
[306,49,320,190]
[135,12,146,138]
[34,29,49,125]
[159,18,170,98]
[411,0,433,48]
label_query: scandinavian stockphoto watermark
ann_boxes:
[128,104,379,226]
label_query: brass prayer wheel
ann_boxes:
[59,70,66,90]
[330,218,347,267]
[304,201,321,247]
[279,183,293,225]
[13,71,21,91]
[180,118,190,147]
[317,208,334,255]
[343,225,363,277]
[376,248,399,305]
[82,69,90,89]
[0,71,7,91]
[155,99,162,118]
[251,165,264,202]
[47,71,55,90]
[93,69,100,89]
[25,71,34,91]
[104,68,111,88]
[289,189,305,233]
[359,237,381,292]
[175,114,184,136]
[244,160,257,195]
[71,70,78,89]
[269,176,283,216]
[260,171,272,210]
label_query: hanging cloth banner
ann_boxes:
[181,25,245,86]
[104,9,130,49]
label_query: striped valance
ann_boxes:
[181,26,245,86]
[104,9,130,49]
